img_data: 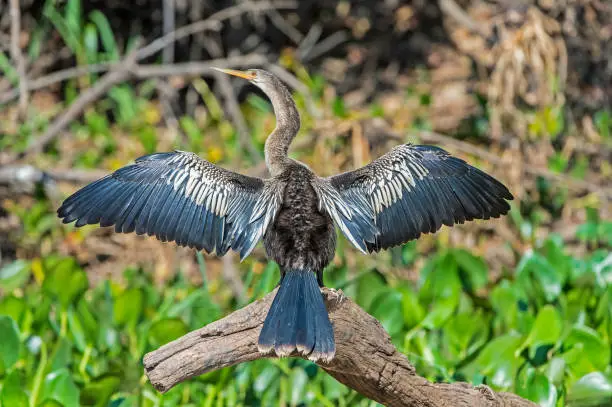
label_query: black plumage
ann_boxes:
[58,68,514,363]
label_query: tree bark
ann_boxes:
[143,288,536,407]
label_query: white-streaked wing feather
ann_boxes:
[58,151,281,259]
[317,144,513,252]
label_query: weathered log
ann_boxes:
[143,288,536,407]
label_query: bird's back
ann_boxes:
[263,164,336,273]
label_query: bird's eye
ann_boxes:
[247,70,258,80]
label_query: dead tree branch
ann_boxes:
[143,288,536,407]
[17,53,267,160]
[9,0,28,116]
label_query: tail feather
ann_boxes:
[258,269,335,362]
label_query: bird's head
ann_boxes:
[212,68,276,93]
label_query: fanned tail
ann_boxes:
[258,268,335,362]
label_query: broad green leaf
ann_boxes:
[419,253,461,328]
[49,337,73,373]
[80,375,122,406]
[37,400,64,407]
[516,367,557,407]
[0,295,26,326]
[399,285,425,329]
[67,307,87,352]
[461,333,524,390]
[356,271,387,310]
[322,374,348,400]
[545,357,566,386]
[0,315,21,372]
[42,258,88,308]
[565,326,609,373]
[370,290,404,337]
[148,318,188,348]
[516,250,562,302]
[420,295,458,329]
[113,287,143,327]
[519,305,563,358]
[254,365,280,394]
[445,311,488,360]
[1,370,29,407]
[567,372,612,407]
[40,368,80,407]
[0,260,30,291]
[452,249,488,291]
[289,368,308,405]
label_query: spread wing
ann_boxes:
[317,144,513,253]
[58,151,281,259]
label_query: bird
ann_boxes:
[57,68,513,362]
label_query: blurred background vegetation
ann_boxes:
[0,0,611,406]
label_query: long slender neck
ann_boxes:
[262,77,300,176]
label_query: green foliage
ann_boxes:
[2,3,610,405]
[0,221,609,406]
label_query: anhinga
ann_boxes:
[58,68,513,362]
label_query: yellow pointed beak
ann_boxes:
[212,67,256,80]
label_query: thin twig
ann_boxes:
[9,0,28,116]
[300,31,348,63]
[21,42,142,158]
[12,53,267,161]
[438,0,489,37]
[0,0,298,106]
[136,0,297,61]
[265,8,303,44]
[0,62,113,105]
[162,0,175,64]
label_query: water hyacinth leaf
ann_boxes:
[445,311,488,360]
[67,307,88,352]
[42,258,88,307]
[49,337,73,373]
[0,315,21,372]
[356,270,387,310]
[322,374,349,400]
[254,365,280,395]
[565,326,609,373]
[421,295,458,330]
[80,375,122,406]
[0,370,29,407]
[148,318,188,348]
[399,285,425,329]
[0,260,30,291]
[40,368,80,407]
[37,400,64,407]
[289,368,308,406]
[461,333,524,390]
[567,372,612,407]
[0,295,26,327]
[516,250,562,302]
[545,357,566,386]
[113,287,144,327]
[516,367,557,407]
[370,289,404,337]
[519,304,563,358]
[76,298,99,345]
[419,253,461,329]
[452,249,488,292]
